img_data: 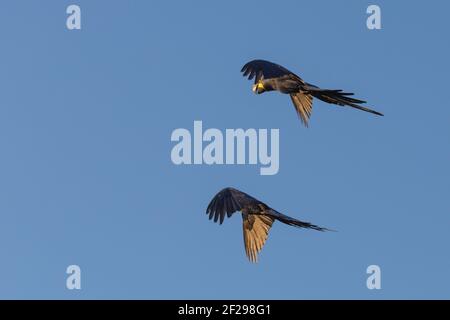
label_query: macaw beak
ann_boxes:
[252,84,257,93]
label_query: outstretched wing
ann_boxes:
[242,214,274,263]
[290,92,314,127]
[241,59,302,84]
[206,187,265,224]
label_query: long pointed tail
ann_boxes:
[306,85,383,116]
[269,209,332,232]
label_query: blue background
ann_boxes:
[0,1,449,299]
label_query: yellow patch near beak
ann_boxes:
[252,81,265,93]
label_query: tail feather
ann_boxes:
[306,86,383,116]
[268,210,331,232]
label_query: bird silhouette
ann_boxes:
[206,187,331,262]
[241,59,383,127]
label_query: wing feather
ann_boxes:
[243,214,275,263]
[206,187,263,224]
[241,59,301,84]
[290,92,314,127]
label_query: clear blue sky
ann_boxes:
[0,1,449,299]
